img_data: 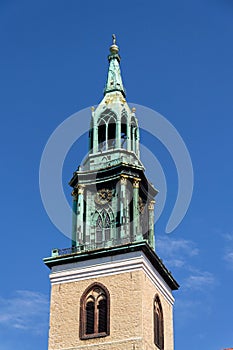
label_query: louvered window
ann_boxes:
[80,283,110,339]
[98,298,107,333]
[85,300,94,334]
[154,296,164,349]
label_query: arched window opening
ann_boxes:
[80,283,110,339]
[121,114,127,150]
[130,116,137,151]
[134,126,138,154]
[89,118,94,151]
[134,126,138,141]
[131,124,136,152]
[97,110,117,152]
[89,128,93,151]
[94,210,112,245]
[98,108,116,123]
[154,296,164,350]
[98,122,107,151]
[107,118,116,149]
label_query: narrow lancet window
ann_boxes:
[121,114,127,149]
[98,122,107,151]
[107,117,116,149]
[154,295,164,350]
[96,215,103,245]
[104,213,111,241]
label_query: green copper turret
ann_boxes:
[88,35,140,163]
[69,35,158,252]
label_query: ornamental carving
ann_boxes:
[95,189,113,205]
[71,190,78,200]
[148,200,155,210]
[120,175,128,185]
[133,178,140,188]
[77,185,85,195]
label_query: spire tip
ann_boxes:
[110,34,119,54]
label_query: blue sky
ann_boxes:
[0,1,233,349]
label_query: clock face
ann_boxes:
[95,189,112,205]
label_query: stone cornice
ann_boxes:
[49,250,175,306]
[44,242,179,291]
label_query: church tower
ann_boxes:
[44,36,179,350]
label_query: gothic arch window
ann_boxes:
[98,108,116,123]
[131,124,136,152]
[154,295,164,350]
[93,209,113,245]
[80,283,110,339]
[89,118,94,151]
[130,116,137,152]
[98,109,117,151]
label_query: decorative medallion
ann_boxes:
[95,189,113,205]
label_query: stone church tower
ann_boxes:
[44,36,179,350]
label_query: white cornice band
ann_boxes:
[49,253,175,305]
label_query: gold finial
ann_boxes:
[110,33,119,54]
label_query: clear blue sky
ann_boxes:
[0,1,233,349]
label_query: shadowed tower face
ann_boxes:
[44,35,179,350]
